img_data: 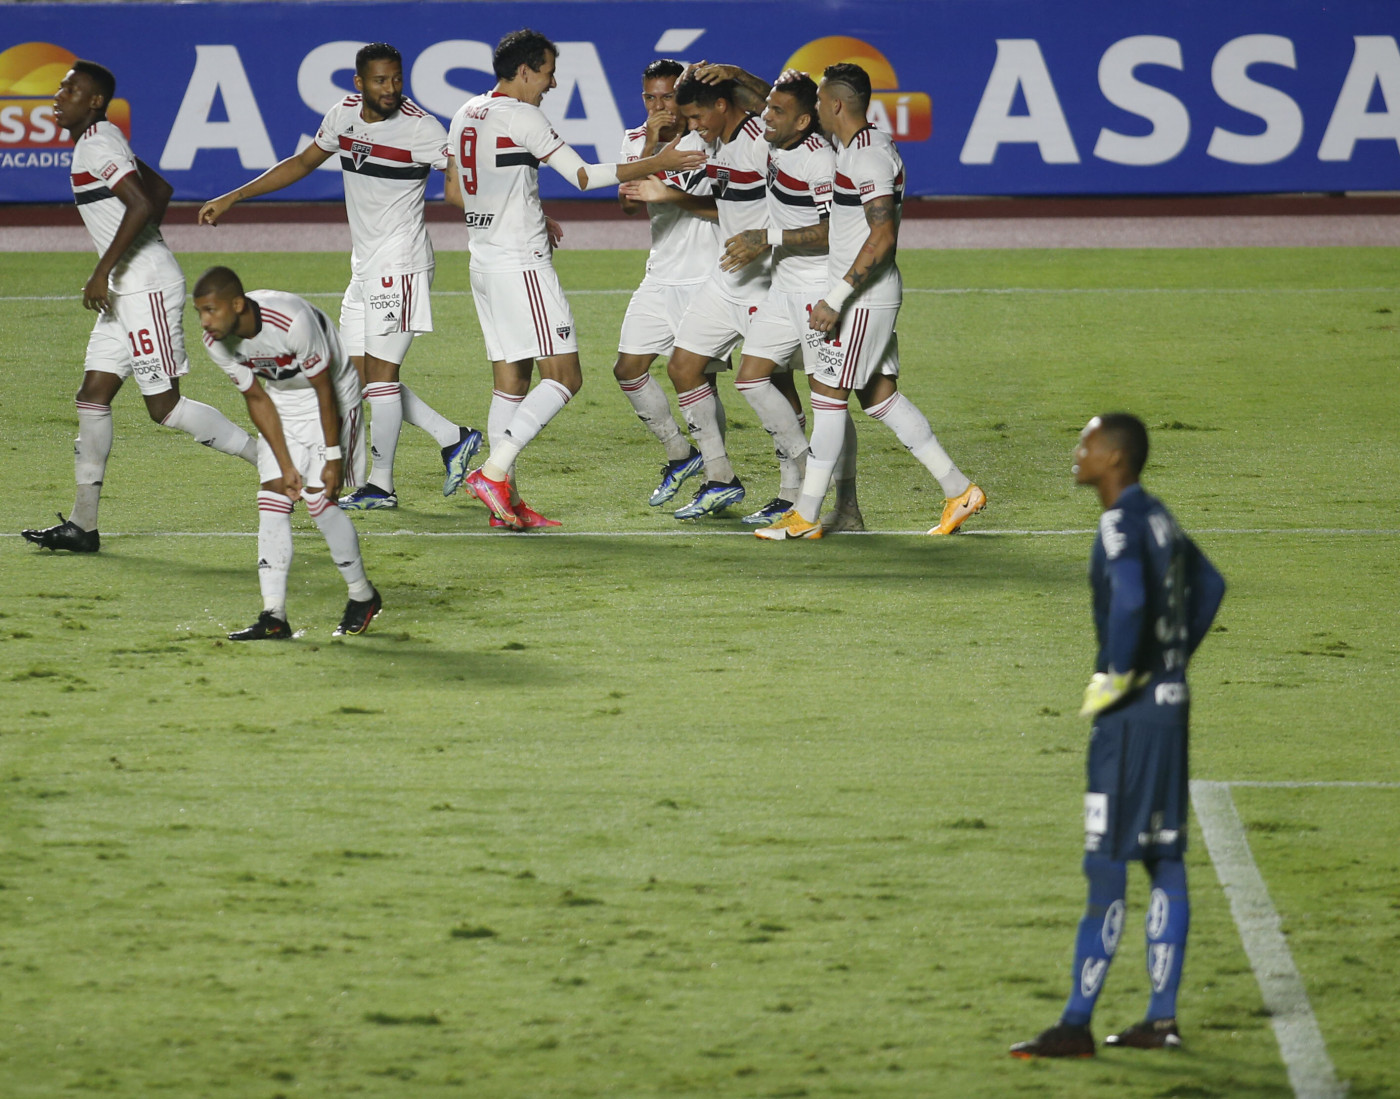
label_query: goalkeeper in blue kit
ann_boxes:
[1011,413,1226,1059]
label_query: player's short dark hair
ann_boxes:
[356,43,402,77]
[494,29,558,80]
[674,74,735,109]
[71,60,116,106]
[192,266,245,301]
[643,59,685,82]
[774,73,820,127]
[1097,412,1150,475]
[823,62,872,110]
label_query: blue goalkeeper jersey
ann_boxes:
[1089,484,1225,683]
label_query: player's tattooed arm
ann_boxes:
[809,198,896,333]
[199,142,333,225]
[720,219,826,270]
[443,158,464,210]
[242,382,303,501]
[135,159,173,227]
[847,195,899,291]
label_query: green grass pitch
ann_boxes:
[1,245,1397,1097]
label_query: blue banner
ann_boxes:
[2,1,1397,203]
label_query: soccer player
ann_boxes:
[613,59,723,509]
[192,266,381,641]
[713,70,833,526]
[1010,413,1225,1059]
[199,43,479,512]
[642,66,775,520]
[757,63,985,541]
[21,61,258,554]
[446,29,705,530]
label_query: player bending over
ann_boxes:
[23,61,257,554]
[757,63,985,541]
[447,29,706,529]
[199,43,480,513]
[1011,413,1225,1058]
[193,267,381,640]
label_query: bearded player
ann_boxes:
[758,63,986,541]
[200,43,479,512]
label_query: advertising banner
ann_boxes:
[2,0,1398,203]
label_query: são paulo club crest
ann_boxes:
[349,140,374,170]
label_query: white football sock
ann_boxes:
[400,384,459,448]
[71,400,113,530]
[483,378,572,481]
[736,377,808,498]
[256,491,294,619]
[487,389,525,500]
[619,372,691,461]
[363,382,403,493]
[834,412,859,506]
[304,490,373,600]
[794,395,848,522]
[161,396,257,465]
[677,384,735,484]
[866,392,970,498]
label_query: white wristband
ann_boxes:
[824,281,854,311]
[323,445,342,460]
[767,226,784,248]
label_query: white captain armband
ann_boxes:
[547,145,619,191]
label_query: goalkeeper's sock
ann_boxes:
[1060,853,1128,1027]
[1144,857,1189,1021]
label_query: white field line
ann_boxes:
[3,286,1398,303]
[12,527,1396,540]
[1191,780,1349,1099]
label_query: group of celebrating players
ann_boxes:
[22,29,988,639]
[20,28,1230,1068]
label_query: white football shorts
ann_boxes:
[673,279,761,362]
[808,304,900,391]
[470,264,579,363]
[256,399,366,491]
[84,279,189,395]
[340,268,434,364]
[742,288,821,374]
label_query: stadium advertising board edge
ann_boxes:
[2,0,1397,202]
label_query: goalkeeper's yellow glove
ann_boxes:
[1080,671,1149,718]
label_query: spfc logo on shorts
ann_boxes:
[555,324,572,340]
[350,141,373,170]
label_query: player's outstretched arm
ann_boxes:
[242,382,302,500]
[84,171,155,313]
[135,159,173,227]
[810,196,898,334]
[620,177,718,220]
[546,134,706,192]
[722,220,829,273]
[199,142,333,225]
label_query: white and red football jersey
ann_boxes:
[766,131,834,294]
[313,95,448,279]
[69,121,182,295]
[204,290,360,419]
[620,125,718,286]
[707,113,771,302]
[447,92,565,273]
[829,125,904,308]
